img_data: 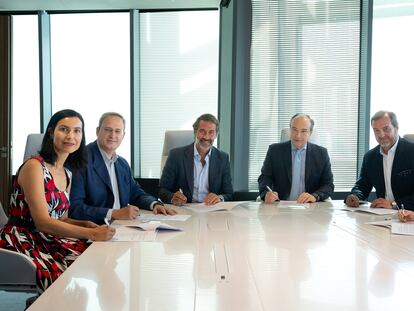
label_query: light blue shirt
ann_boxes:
[97,143,120,220]
[288,143,307,200]
[192,144,211,203]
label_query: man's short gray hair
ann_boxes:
[192,113,220,133]
[98,112,126,129]
[289,113,315,133]
[371,110,398,128]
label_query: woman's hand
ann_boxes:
[89,225,116,241]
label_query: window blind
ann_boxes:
[249,0,361,192]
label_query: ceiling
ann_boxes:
[0,0,221,12]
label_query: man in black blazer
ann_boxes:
[159,114,234,206]
[258,114,334,203]
[345,111,414,210]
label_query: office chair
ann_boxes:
[403,134,414,143]
[160,130,194,175]
[0,134,43,293]
[0,201,37,293]
[23,133,44,161]
[280,127,319,144]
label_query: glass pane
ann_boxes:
[139,10,219,178]
[12,15,40,173]
[50,13,130,161]
[371,0,414,147]
[249,0,361,192]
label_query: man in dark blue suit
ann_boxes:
[258,114,334,203]
[69,112,175,224]
[159,114,234,206]
[345,111,414,210]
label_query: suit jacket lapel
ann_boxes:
[184,144,194,196]
[91,142,113,192]
[208,147,219,191]
[304,143,312,185]
[284,142,292,183]
[375,146,385,192]
[114,160,128,206]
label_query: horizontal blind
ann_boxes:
[249,0,361,192]
[139,10,219,178]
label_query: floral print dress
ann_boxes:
[0,156,89,293]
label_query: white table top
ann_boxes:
[28,200,414,311]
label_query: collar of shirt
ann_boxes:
[290,142,308,153]
[97,141,119,166]
[193,143,212,161]
[379,136,399,157]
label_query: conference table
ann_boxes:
[28,200,414,311]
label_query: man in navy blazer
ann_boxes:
[258,114,334,203]
[159,114,234,205]
[346,111,414,210]
[69,112,175,224]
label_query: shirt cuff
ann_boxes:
[106,209,113,220]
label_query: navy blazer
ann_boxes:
[158,143,234,203]
[350,137,414,210]
[258,141,334,201]
[69,141,156,224]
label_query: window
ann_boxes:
[12,15,40,173]
[50,13,130,160]
[248,0,361,192]
[370,0,414,147]
[138,10,219,178]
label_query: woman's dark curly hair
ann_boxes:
[39,109,87,171]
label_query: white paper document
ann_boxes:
[111,226,158,242]
[276,201,310,209]
[112,220,182,231]
[184,201,247,213]
[365,219,393,228]
[391,222,414,236]
[343,205,397,215]
[139,213,191,222]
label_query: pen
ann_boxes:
[179,188,184,194]
[266,185,273,192]
[104,218,111,226]
[396,203,406,216]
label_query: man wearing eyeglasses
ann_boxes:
[345,110,414,210]
[69,112,176,225]
[258,113,334,203]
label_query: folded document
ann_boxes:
[112,220,182,231]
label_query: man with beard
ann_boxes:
[159,113,234,206]
[345,110,414,210]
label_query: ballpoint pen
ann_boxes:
[179,188,184,194]
[266,185,273,192]
[396,203,406,216]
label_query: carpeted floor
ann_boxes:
[0,291,36,311]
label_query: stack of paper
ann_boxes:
[184,201,247,213]
[343,206,397,215]
[110,220,182,242]
[391,222,414,236]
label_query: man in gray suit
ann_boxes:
[159,114,234,206]
[258,114,334,203]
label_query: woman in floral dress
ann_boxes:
[0,109,115,293]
